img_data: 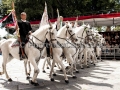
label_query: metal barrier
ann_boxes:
[101,47,120,60]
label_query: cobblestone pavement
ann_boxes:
[0,55,120,90]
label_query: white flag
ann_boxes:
[74,16,78,27]
[39,2,48,28]
[56,9,63,30]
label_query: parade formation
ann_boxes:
[0,1,120,90]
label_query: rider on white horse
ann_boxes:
[16,12,32,60]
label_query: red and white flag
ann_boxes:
[11,9,17,28]
[0,10,16,28]
[39,2,48,28]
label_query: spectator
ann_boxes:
[107,33,110,41]
[111,44,115,54]
[115,33,119,39]
[106,43,111,54]
[114,44,119,53]
[111,38,116,44]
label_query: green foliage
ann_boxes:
[1,0,120,21]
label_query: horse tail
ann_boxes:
[0,39,7,75]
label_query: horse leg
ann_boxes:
[66,56,76,78]
[84,50,89,68]
[54,56,69,83]
[0,53,12,81]
[56,62,61,70]
[49,60,55,81]
[79,53,84,69]
[24,60,31,79]
[73,56,79,73]
[42,57,47,73]
[29,58,39,86]
[46,57,56,75]
[28,61,31,76]
[89,51,96,66]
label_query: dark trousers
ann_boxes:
[45,39,50,57]
[19,35,27,55]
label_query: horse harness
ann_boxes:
[29,31,49,61]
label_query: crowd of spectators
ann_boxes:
[99,31,120,54]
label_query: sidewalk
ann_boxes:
[0,55,120,90]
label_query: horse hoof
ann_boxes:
[43,70,46,73]
[81,67,84,69]
[26,76,30,80]
[47,67,49,69]
[54,65,57,67]
[27,73,30,76]
[30,80,39,86]
[8,78,12,82]
[65,80,69,84]
[65,66,69,69]
[94,64,96,66]
[51,78,54,81]
[53,73,57,76]
[72,76,77,79]
[60,70,63,72]
[76,71,79,73]
[87,66,90,68]
[34,83,39,86]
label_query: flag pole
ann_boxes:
[57,8,60,18]
[12,1,25,58]
[12,1,20,37]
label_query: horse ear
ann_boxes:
[48,20,52,29]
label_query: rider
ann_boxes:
[17,12,32,60]
[56,16,64,31]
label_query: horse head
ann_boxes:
[65,21,78,42]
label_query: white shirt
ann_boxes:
[21,19,26,22]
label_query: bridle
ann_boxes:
[77,26,94,43]
[57,26,76,41]
[28,30,50,61]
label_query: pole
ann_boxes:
[12,1,25,57]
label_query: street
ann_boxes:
[0,55,120,90]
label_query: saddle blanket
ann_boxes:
[11,40,20,47]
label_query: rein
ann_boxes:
[57,27,75,41]
[29,31,48,61]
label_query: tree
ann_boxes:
[1,0,120,21]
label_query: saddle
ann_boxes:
[11,40,28,60]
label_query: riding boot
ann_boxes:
[45,39,50,57]
[19,46,26,60]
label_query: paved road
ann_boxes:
[0,55,120,90]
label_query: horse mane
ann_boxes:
[32,24,50,36]
[57,25,67,36]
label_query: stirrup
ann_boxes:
[20,54,26,60]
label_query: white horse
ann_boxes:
[0,24,52,86]
[95,34,106,61]
[47,22,71,83]
[56,22,79,78]
[73,24,94,68]
[36,22,70,83]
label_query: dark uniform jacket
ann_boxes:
[18,20,32,43]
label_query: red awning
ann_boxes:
[30,12,120,26]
